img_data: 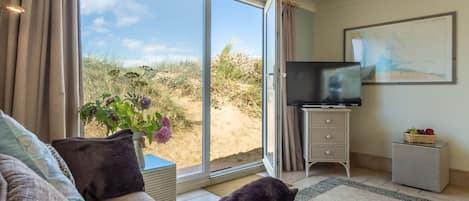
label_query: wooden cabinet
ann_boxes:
[302,108,351,177]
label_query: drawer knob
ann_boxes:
[325,150,332,155]
[325,119,332,124]
[325,134,332,139]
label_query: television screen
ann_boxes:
[286,62,362,106]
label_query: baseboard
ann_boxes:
[176,162,265,195]
[350,152,392,172]
[350,152,469,188]
[449,169,469,188]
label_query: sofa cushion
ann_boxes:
[0,170,7,201]
[220,177,298,201]
[52,129,145,201]
[0,111,84,201]
[46,144,75,185]
[0,153,68,201]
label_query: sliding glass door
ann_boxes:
[80,0,205,177]
[262,0,282,178]
[80,0,281,181]
[210,0,263,173]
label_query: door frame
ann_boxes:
[262,0,283,178]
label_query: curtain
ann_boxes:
[0,0,82,142]
[282,4,304,171]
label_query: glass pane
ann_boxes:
[265,0,276,168]
[210,0,263,172]
[80,0,204,176]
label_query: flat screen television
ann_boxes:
[286,62,362,106]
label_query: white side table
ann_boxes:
[141,155,176,200]
[392,140,449,192]
[302,108,351,178]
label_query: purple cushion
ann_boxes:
[52,129,144,201]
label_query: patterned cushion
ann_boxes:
[0,171,7,201]
[46,145,75,185]
[0,111,84,201]
[0,153,67,201]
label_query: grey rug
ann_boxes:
[295,178,431,201]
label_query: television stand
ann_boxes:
[301,105,347,109]
[301,107,351,178]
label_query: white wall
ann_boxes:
[312,0,469,171]
[294,7,315,61]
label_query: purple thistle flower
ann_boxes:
[105,98,115,107]
[153,126,172,144]
[140,97,151,110]
[159,117,170,128]
[88,106,97,117]
[108,113,119,122]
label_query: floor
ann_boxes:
[176,165,469,201]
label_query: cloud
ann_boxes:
[122,55,200,67]
[121,38,188,54]
[142,44,186,54]
[80,0,149,28]
[116,16,141,27]
[93,17,106,26]
[96,40,106,47]
[122,38,143,49]
[120,38,197,67]
[90,17,109,33]
[80,0,117,15]
[114,1,148,27]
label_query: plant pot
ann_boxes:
[132,131,146,169]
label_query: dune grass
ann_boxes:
[82,45,263,169]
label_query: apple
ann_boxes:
[425,128,435,135]
[417,129,425,135]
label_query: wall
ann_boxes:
[312,0,469,171]
[294,7,315,61]
[293,0,317,13]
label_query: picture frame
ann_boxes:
[343,12,457,84]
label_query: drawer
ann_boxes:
[309,144,346,161]
[308,112,346,128]
[309,128,345,144]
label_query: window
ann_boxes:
[80,0,263,177]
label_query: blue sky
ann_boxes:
[80,0,263,67]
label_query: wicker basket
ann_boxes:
[404,133,436,144]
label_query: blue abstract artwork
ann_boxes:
[345,13,454,84]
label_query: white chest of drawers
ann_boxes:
[302,108,351,178]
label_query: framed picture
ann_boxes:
[344,12,456,84]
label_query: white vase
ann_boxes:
[132,131,146,169]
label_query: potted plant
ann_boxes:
[79,67,171,169]
[80,94,171,169]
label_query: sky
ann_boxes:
[80,0,263,67]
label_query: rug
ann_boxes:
[295,178,430,201]
[204,175,263,197]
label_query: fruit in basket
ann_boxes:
[425,128,435,135]
[417,129,425,134]
[407,128,417,134]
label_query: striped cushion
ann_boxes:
[0,153,67,201]
[46,145,75,185]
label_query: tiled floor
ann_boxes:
[176,189,220,201]
[177,165,469,201]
